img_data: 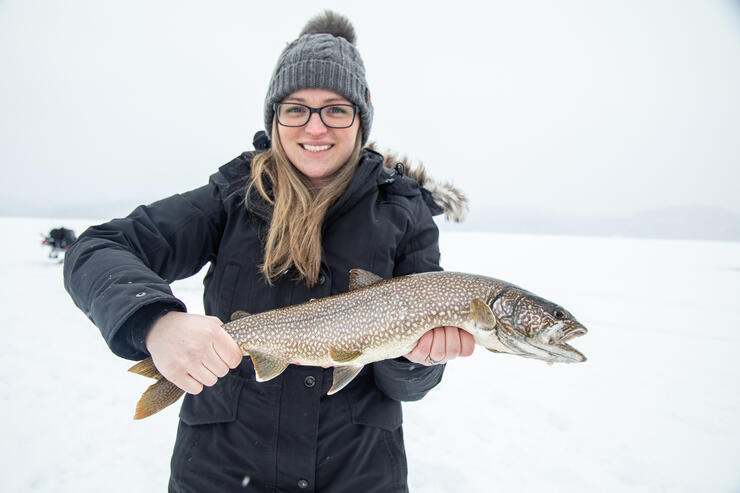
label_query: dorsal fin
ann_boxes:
[349,269,383,291]
[230,310,251,321]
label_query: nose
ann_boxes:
[304,112,328,136]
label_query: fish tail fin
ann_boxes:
[128,357,163,380]
[134,378,184,420]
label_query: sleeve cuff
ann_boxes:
[373,357,446,401]
[124,302,185,357]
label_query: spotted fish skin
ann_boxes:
[231,271,507,366]
[130,269,587,419]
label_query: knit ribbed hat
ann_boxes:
[264,11,372,146]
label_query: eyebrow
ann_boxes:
[284,96,350,104]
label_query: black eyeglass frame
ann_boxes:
[273,103,359,129]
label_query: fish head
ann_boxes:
[492,289,588,363]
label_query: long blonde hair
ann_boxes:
[247,119,363,287]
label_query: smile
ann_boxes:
[301,144,333,152]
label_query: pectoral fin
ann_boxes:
[129,357,162,380]
[471,298,497,330]
[349,269,384,290]
[248,350,289,382]
[328,365,364,395]
[330,347,362,363]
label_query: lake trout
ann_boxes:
[130,269,587,419]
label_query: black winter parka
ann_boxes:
[64,140,446,492]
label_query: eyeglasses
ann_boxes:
[274,103,358,129]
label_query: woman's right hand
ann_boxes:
[145,311,243,394]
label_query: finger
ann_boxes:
[460,330,476,357]
[444,326,461,360]
[188,364,219,388]
[203,349,231,378]
[213,328,243,369]
[413,331,434,357]
[429,327,446,362]
[171,373,204,395]
[405,331,433,364]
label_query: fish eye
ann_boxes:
[553,308,566,319]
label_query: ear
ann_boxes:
[365,88,371,106]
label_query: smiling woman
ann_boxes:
[276,89,361,188]
[63,9,470,493]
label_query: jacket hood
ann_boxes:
[369,143,468,223]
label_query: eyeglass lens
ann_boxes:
[276,104,356,128]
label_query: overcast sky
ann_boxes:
[1,0,739,220]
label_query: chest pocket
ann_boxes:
[205,214,265,320]
[323,206,410,285]
[179,375,243,426]
[215,261,243,321]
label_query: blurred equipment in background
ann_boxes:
[41,227,77,259]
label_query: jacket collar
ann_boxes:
[324,149,384,225]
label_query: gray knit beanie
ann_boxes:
[264,10,372,146]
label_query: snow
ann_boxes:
[2,217,739,492]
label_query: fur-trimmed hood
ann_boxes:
[368,144,468,223]
[251,131,468,223]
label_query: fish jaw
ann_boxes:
[471,317,588,364]
[526,321,588,363]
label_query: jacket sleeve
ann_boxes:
[63,179,227,361]
[373,190,446,401]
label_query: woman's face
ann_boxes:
[277,88,360,188]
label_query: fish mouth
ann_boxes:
[494,320,588,364]
[552,341,587,362]
[521,323,588,363]
[547,326,587,362]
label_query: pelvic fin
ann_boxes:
[328,365,364,394]
[330,347,362,363]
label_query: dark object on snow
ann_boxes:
[41,227,77,258]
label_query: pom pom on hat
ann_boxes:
[300,9,357,44]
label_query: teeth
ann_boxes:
[302,144,332,152]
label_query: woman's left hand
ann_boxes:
[404,326,475,366]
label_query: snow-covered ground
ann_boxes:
[2,217,739,492]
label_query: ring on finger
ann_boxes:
[425,354,442,365]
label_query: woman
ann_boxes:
[64,11,472,492]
